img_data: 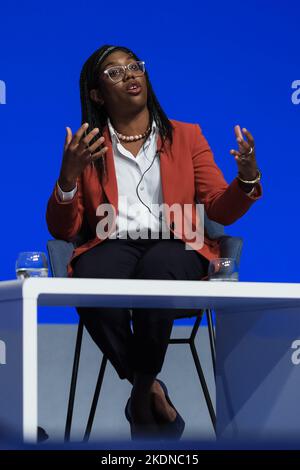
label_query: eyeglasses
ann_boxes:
[102,61,146,84]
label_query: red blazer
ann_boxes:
[46,120,262,277]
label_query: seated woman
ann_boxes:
[46,44,262,440]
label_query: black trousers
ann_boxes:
[73,236,209,382]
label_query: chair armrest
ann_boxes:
[204,212,225,240]
[47,240,75,278]
[218,236,243,267]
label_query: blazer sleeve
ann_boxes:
[192,124,262,225]
[46,177,84,240]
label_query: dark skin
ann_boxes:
[58,123,107,191]
[57,51,260,433]
[231,125,258,183]
[90,50,150,157]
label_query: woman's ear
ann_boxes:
[90,89,104,106]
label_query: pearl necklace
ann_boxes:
[115,125,151,142]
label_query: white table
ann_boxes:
[1,278,300,442]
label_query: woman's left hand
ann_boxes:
[230,125,258,180]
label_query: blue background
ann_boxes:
[0,1,299,323]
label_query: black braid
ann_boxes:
[79,44,174,183]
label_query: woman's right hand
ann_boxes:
[58,123,108,191]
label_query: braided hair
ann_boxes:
[79,44,174,183]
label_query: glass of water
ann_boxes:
[208,258,239,282]
[16,252,48,279]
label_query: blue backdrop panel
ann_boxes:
[0,1,299,323]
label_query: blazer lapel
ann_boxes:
[157,133,174,206]
[101,126,118,212]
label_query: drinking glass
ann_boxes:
[16,252,48,279]
[208,258,239,281]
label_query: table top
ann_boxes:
[0,279,300,311]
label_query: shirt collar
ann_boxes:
[107,117,158,145]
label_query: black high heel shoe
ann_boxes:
[124,398,159,441]
[125,380,185,441]
[37,426,49,442]
[152,380,185,440]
